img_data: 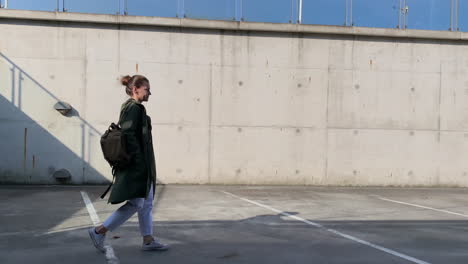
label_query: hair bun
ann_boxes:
[121,75,132,86]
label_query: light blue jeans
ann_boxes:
[103,186,154,236]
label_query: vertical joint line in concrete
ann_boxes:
[437,63,443,180]
[117,24,121,73]
[208,63,213,184]
[325,65,331,182]
[438,63,442,133]
[10,65,15,104]
[81,123,86,182]
[83,34,88,120]
[23,127,27,177]
[18,71,22,110]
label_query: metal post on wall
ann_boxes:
[398,0,401,28]
[234,0,240,21]
[398,0,408,29]
[450,0,459,31]
[404,0,408,29]
[450,0,453,31]
[345,0,348,26]
[176,0,185,18]
[124,0,128,15]
[240,0,244,21]
[5,0,8,8]
[345,0,353,26]
[298,0,303,24]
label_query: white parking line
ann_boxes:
[221,191,431,264]
[376,196,468,218]
[80,191,119,264]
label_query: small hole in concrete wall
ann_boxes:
[178,80,183,84]
[178,126,183,131]
[297,83,302,88]
[238,81,243,86]
[355,84,360,90]
[238,128,242,132]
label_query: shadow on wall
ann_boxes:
[0,52,109,184]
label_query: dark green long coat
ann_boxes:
[108,98,156,204]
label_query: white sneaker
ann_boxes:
[142,239,170,251]
[88,227,106,253]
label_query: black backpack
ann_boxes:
[101,123,131,168]
[99,122,131,198]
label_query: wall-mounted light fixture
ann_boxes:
[54,101,72,116]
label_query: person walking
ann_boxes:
[88,75,169,252]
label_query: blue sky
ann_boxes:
[2,0,466,31]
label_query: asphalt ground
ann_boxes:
[1,185,468,264]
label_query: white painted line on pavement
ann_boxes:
[81,191,120,264]
[221,191,431,264]
[376,196,468,218]
[42,225,90,235]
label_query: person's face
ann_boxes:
[133,84,151,102]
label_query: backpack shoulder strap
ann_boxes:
[100,167,116,199]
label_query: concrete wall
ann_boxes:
[1,10,468,186]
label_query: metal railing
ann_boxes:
[0,0,464,32]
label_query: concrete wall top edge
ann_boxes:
[0,9,466,41]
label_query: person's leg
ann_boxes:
[138,185,154,244]
[97,198,145,234]
[89,198,144,252]
[137,185,169,251]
